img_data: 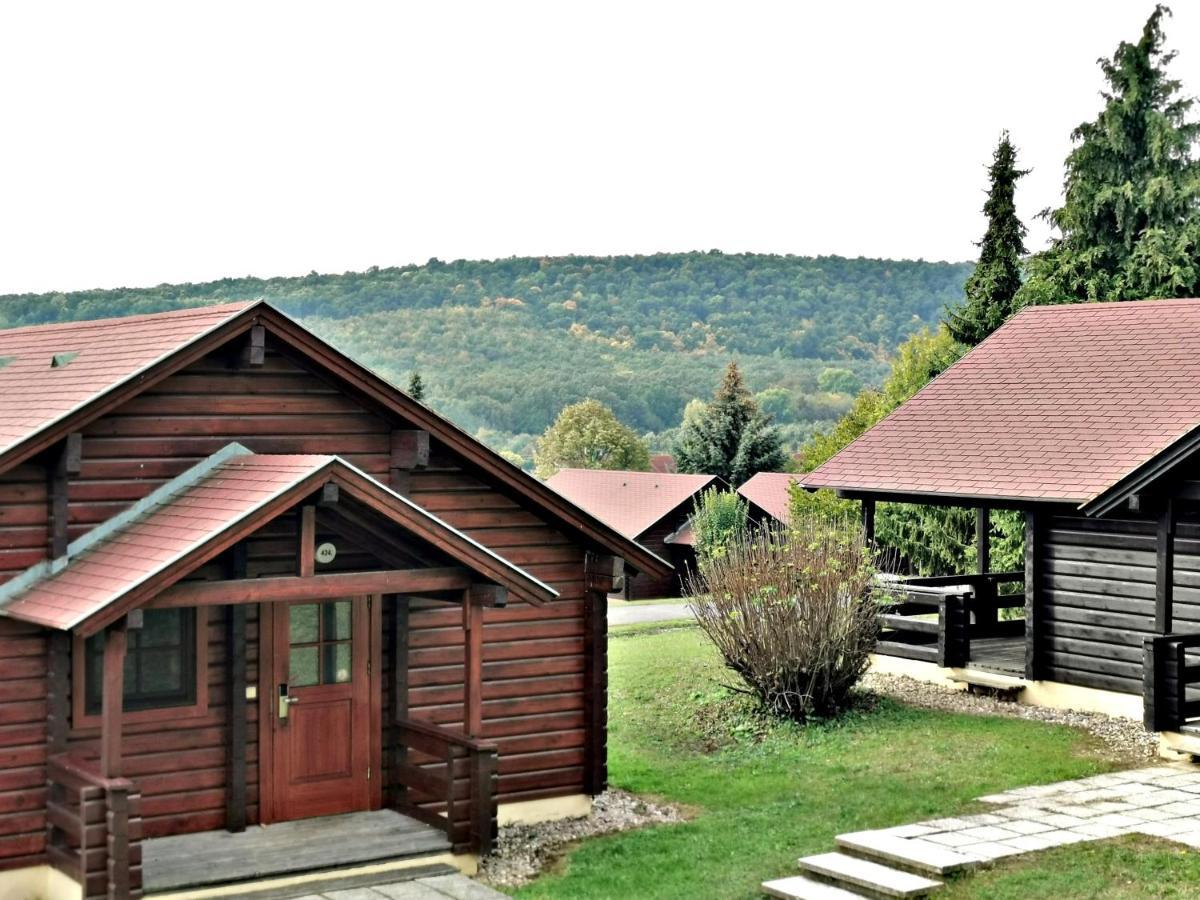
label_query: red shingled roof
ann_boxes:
[546,469,718,539]
[0,444,556,631]
[737,472,796,524]
[0,303,253,456]
[802,299,1200,505]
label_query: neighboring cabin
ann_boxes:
[737,472,796,527]
[0,302,671,899]
[801,298,1200,747]
[545,469,725,599]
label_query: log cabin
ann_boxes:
[736,472,796,527]
[0,301,673,899]
[545,469,727,599]
[799,298,1200,754]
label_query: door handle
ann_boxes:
[278,685,300,720]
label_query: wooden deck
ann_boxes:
[142,809,451,894]
[968,636,1025,676]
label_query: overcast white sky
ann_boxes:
[1,1,1197,295]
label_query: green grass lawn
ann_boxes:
[514,628,1149,900]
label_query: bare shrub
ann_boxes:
[687,518,878,723]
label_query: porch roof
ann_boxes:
[801,298,1200,510]
[0,443,556,632]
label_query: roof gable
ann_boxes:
[546,469,719,539]
[802,299,1200,507]
[0,303,253,458]
[0,302,671,580]
[0,443,556,632]
[737,472,795,524]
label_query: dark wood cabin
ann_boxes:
[801,298,1200,738]
[737,472,796,527]
[545,469,726,599]
[0,302,671,899]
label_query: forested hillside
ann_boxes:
[0,252,971,460]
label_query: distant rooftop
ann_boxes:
[545,468,718,538]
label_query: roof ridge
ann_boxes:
[0,300,259,335]
[1016,297,1200,314]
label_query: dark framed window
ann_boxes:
[84,608,198,715]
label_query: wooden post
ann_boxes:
[1157,499,1176,634]
[1024,511,1042,681]
[225,543,248,832]
[976,506,990,575]
[463,587,488,737]
[861,498,876,547]
[46,631,70,755]
[469,745,498,855]
[47,432,82,559]
[975,506,997,634]
[101,621,128,779]
[391,596,410,807]
[583,553,620,795]
[298,506,316,577]
[390,429,430,496]
[1144,636,1170,731]
[245,324,266,367]
[106,785,132,898]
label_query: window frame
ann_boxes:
[72,606,210,729]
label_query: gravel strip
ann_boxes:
[863,672,1160,761]
[478,789,684,890]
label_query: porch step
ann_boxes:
[145,862,461,899]
[763,874,868,899]
[836,831,984,877]
[951,670,1026,699]
[798,853,942,898]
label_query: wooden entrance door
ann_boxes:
[270,597,372,821]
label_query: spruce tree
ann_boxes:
[947,133,1028,344]
[675,362,787,484]
[1019,5,1200,304]
[407,372,426,401]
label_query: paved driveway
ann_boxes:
[609,601,694,627]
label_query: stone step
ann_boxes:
[836,831,984,876]
[762,874,869,899]
[952,670,1026,695]
[798,852,943,898]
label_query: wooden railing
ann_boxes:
[392,718,498,854]
[874,571,1025,668]
[46,753,142,900]
[1144,633,1200,732]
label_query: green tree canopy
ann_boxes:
[674,362,788,484]
[407,371,426,401]
[1019,5,1200,305]
[947,132,1029,344]
[533,399,651,479]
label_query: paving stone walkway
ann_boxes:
[295,872,509,900]
[765,762,1200,897]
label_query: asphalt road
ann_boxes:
[608,601,694,627]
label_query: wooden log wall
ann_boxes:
[1040,512,1157,694]
[0,337,601,870]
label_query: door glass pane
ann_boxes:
[290,604,319,644]
[324,642,352,684]
[290,646,319,686]
[326,601,352,641]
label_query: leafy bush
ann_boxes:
[691,488,749,561]
[687,518,878,723]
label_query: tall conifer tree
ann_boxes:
[947,133,1028,345]
[675,362,787,484]
[1019,5,1200,304]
